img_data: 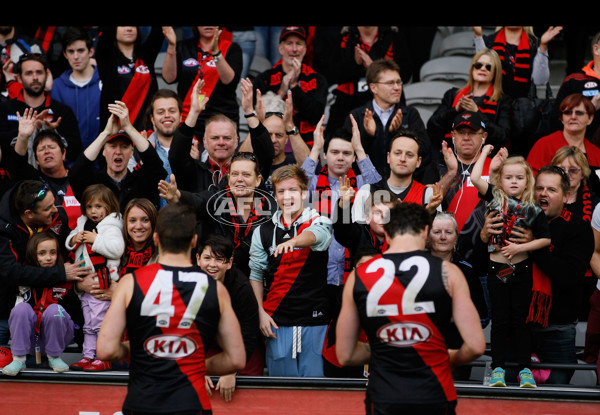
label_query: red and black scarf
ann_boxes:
[315,165,357,283]
[452,84,498,116]
[120,58,152,124]
[492,28,532,88]
[181,38,232,120]
[226,189,266,253]
[120,242,154,277]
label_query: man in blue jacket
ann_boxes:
[51,27,101,150]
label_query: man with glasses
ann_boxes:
[0,53,82,167]
[0,180,91,345]
[342,58,433,184]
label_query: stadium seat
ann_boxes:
[419,56,472,87]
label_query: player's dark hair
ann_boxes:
[156,203,197,253]
[383,202,432,237]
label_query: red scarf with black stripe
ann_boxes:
[315,165,357,283]
[120,242,154,277]
[181,39,232,120]
[121,59,152,124]
[452,85,498,115]
[492,28,532,87]
[225,189,266,254]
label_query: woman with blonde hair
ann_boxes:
[427,48,512,157]
[472,26,563,99]
[552,146,600,220]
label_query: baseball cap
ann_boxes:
[451,111,486,131]
[106,132,134,145]
[280,26,306,42]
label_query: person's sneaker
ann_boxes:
[1,360,26,376]
[69,357,93,371]
[490,367,506,387]
[83,360,112,372]
[48,357,69,373]
[519,368,537,388]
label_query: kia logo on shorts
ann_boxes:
[144,334,198,359]
[376,322,432,347]
[207,188,275,227]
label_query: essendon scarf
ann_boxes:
[120,59,152,124]
[181,39,232,120]
[226,189,265,253]
[491,28,532,88]
[120,242,154,277]
[314,165,357,216]
[207,157,229,186]
[369,228,389,254]
[451,85,498,116]
[525,209,573,327]
[315,165,357,283]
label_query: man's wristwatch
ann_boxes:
[286,126,299,135]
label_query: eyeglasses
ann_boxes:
[562,109,588,117]
[563,167,581,175]
[29,186,48,210]
[544,165,571,182]
[473,62,493,71]
[374,79,403,87]
[265,111,283,119]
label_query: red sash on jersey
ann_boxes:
[120,59,152,123]
[447,157,491,233]
[401,181,427,205]
[134,263,211,410]
[263,217,315,316]
[357,256,456,401]
[181,39,232,120]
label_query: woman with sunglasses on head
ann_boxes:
[528,93,600,185]
[427,48,512,157]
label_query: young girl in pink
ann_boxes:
[66,184,124,371]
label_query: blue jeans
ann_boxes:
[533,323,577,384]
[0,319,9,346]
[254,26,283,66]
[232,30,256,79]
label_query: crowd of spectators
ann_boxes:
[0,24,599,393]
